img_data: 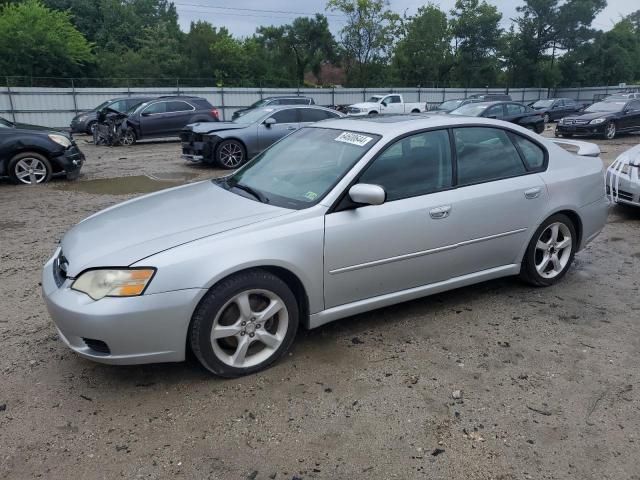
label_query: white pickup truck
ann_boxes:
[346,94,427,116]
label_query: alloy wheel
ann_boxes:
[121,130,135,146]
[14,157,48,185]
[219,142,244,168]
[605,122,616,140]
[210,289,289,368]
[534,222,572,279]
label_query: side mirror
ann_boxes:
[348,183,385,206]
[381,101,388,107]
[264,117,276,127]
[141,111,152,117]
[487,114,497,119]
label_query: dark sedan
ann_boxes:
[449,101,545,133]
[232,96,315,120]
[0,117,84,185]
[555,99,640,140]
[181,105,342,169]
[70,97,155,134]
[531,98,581,123]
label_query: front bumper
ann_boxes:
[52,144,85,179]
[556,122,606,136]
[42,249,205,365]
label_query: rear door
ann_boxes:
[257,108,300,150]
[162,100,196,135]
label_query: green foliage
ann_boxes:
[0,0,93,77]
[391,4,453,87]
[2,0,639,88]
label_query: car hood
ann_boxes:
[11,123,71,138]
[186,121,248,134]
[563,111,616,120]
[60,181,291,276]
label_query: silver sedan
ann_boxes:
[42,115,609,377]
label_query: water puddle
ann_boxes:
[55,173,201,195]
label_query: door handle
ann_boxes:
[524,187,542,199]
[429,205,452,219]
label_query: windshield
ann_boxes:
[126,101,148,114]
[586,101,625,113]
[223,127,380,209]
[232,108,273,124]
[0,117,14,128]
[437,100,463,111]
[93,100,111,111]
[367,96,383,102]
[449,103,487,116]
[249,99,268,108]
[533,100,554,108]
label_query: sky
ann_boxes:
[173,0,637,37]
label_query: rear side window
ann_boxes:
[269,109,298,124]
[510,134,545,170]
[453,127,526,185]
[359,129,453,201]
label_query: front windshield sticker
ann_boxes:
[304,191,318,201]
[335,131,373,147]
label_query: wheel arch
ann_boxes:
[520,208,584,263]
[8,147,60,171]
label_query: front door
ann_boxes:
[380,95,404,114]
[257,108,300,150]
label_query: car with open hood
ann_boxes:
[181,105,343,169]
[555,99,640,140]
[606,144,640,207]
[0,116,84,185]
[70,97,155,134]
[43,114,608,377]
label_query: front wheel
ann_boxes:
[604,121,616,140]
[189,270,299,377]
[520,214,576,287]
[120,127,136,146]
[216,139,246,169]
[8,152,52,185]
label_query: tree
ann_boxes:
[391,4,452,86]
[0,0,92,77]
[449,0,502,87]
[326,0,400,86]
[285,14,336,86]
[504,0,606,87]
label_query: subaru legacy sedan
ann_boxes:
[42,115,608,377]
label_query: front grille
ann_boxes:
[180,131,202,143]
[53,251,68,287]
[607,186,634,201]
[570,119,589,125]
[82,338,111,354]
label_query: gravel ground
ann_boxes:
[1,128,639,480]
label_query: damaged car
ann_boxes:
[606,144,640,207]
[181,105,343,169]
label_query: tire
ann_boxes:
[368,111,378,115]
[411,109,420,113]
[86,121,97,135]
[189,269,299,377]
[121,127,136,146]
[8,152,52,185]
[520,214,577,287]
[216,139,246,169]
[604,121,616,140]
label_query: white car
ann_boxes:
[606,144,640,207]
[346,94,426,116]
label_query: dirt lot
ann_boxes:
[1,128,639,480]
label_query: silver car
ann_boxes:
[42,115,609,377]
[606,144,640,207]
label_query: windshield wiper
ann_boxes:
[231,182,269,203]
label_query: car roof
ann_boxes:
[309,114,522,137]
[263,96,312,100]
[255,105,338,113]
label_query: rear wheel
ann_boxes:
[189,270,299,377]
[216,139,246,169]
[368,111,378,115]
[520,214,576,287]
[604,121,616,140]
[8,152,52,185]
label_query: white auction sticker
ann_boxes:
[335,131,373,147]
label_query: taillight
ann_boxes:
[211,108,220,120]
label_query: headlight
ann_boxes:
[590,118,606,125]
[72,268,156,300]
[48,134,72,148]
[77,114,87,121]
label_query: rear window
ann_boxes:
[510,134,545,170]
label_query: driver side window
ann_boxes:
[485,105,504,118]
[359,129,453,201]
[269,109,298,124]
[143,102,166,114]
